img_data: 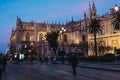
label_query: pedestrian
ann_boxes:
[39,56,42,64]
[1,55,7,72]
[45,56,48,64]
[71,53,78,75]
[0,54,3,80]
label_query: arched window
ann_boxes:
[63,34,67,42]
[39,34,43,42]
[82,35,85,41]
[26,32,30,41]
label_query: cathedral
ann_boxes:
[9,1,120,59]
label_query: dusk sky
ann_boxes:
[0,0,119,53]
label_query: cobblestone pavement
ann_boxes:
[2,62,120,80]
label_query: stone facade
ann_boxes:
[10,1,120,58]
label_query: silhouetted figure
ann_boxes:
[50,56,54,63]
[1,56,7,72]
[71,53,78,75]
[39,57,43,64]
[0,54,3,80]
[45,56,48,64]
[39,57,44,64]
[61,50,65,64]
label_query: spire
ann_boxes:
[66,20,68,24]
[16,16,21,24]
[12,27,14,32]
[71,17,74,22]
[88,1,92,19]
[58,22,61,26]
[44,20,46,24]
[92,0,97,18]
[16,16,22,30]
[92,0,96,11]
[84,11,86,18]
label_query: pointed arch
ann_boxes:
[26,32,30,41]
[39,33,43,42]
[82,35,85,41]
[63,34,67,42]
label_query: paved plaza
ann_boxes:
[1,61,120,80]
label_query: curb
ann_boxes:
[61,63,120,72]
[78,65,120,72]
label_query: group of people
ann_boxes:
[0,54,7,80]
[39,53,79,75]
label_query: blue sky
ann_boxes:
[0,0,119,53]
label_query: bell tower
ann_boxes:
[91,0,97,18]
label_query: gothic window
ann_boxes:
[100,22,105,35]
[63,34,67,42]
[26,32,30,41]
[21,26,23,28]
[113,27,117,33]
[101,28,105,35]
[39,34,43,42]
[82,27,85,30]
[82,35,85,41]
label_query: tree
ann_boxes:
[111,10,120,31]
[45,31,59,56]
[88,18,102,56]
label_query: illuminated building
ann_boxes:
[10,1,120,57]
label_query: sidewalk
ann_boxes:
[9,60,120,72]
[62,61,120,72]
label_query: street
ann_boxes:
[2,62,120,80]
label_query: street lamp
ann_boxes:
[115,5,119,12]
[59,27,66,64]
[59,27,66,50]
[42,36,46,57]
[60,27,66,34]
[30,42,34,61]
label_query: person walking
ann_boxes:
[45,56,48,64]
[1,55,7,72]
[0,54,3,80]
[71,53,78,75]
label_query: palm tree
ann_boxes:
[88,18,102,56]
[45,31,59,56]
[111,10,120,31]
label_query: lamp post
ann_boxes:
[30,42,34,61]
[42,36,46,57]
[59,27,66,64]
[60,27,66,50]
[114,5,119,63]
[115,5,119,12]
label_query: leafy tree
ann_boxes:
[45,31,59,56]
[88,18,102,56]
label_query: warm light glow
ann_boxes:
[28,49,31,52]
[115,5,119,11]
[61,27,64,30]
[31,42,33,45]
[75,39,79,44]
[60,27,66,34]
[60,30,62,34]
[42,36,46,40]
[25,45,27,48]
